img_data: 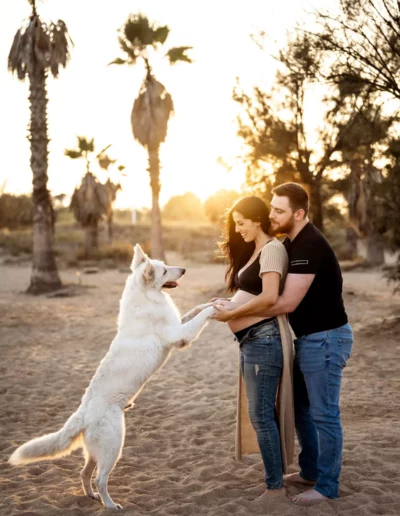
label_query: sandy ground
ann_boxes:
[1,256,400,516]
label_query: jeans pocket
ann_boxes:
[242,337,283,371]
[338,337,353,367]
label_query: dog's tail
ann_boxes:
[9,409,84,466]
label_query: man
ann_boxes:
[214,182,353,505]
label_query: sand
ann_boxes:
[1,257,400,516]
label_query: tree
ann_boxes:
[311,3,400,264]
[330,86,395,264]
[375,140,400,286]
[163,192,205,221]
[8,0,72,294]
[313,0,400,101]
[65,137,120,255]
[234,33,362,232]
[110,14,192,259]
[96,145,124,243]
[204,189,241,223]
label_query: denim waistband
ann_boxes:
[234,317,276,343]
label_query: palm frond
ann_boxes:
[131,76,174,149]
[64,149,82,159]
[77,136,95,153]
[108,57,127,66]
[69,173,110,225]
[152,26,169,45]
[124,14,153,46]
[98,154,116,171]
[96,144,112,158]
[165,46,193,64]
[8,12,72,80]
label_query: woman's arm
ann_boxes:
[212,272,280,322]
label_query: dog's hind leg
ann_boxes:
[89,415,125,510]
[94,447,123,510]
[80,451,99,501]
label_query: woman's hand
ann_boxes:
[211,304,234,322]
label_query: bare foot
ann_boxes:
[284,472,316,486]
[255,488,286,501]
[291,489,328,506]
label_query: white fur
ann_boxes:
[9,244,216,510]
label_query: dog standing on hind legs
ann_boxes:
[9,244,216,510]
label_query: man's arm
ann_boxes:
[254,273,315,317]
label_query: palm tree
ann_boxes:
[96,145,124,243]
[66,137,121,255]
[110,14,192,259]
[8,0,72,294]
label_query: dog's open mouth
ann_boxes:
[162,281,179,289]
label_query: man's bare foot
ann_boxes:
[291,489,328,506]
[284,472,316,486]
[255,487,286,501]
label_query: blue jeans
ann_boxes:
[294,322,353,498]
[239,318,284,490]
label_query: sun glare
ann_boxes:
[2,0,326,209]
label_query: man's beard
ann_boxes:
[270,215,295,236]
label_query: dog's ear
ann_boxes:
[142,259,155,285]
[131,244,147,270]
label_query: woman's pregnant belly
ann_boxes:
[227,290,271,333]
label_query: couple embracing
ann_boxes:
[212,182,353,506]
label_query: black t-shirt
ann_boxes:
[283,222,348,337]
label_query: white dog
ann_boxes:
[9,244,216,510]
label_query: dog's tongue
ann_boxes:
[163,281,178,288]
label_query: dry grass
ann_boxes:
[0,221,223,266]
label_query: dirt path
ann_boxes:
[1,260,399,515]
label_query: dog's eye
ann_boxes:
[163,269,167,276]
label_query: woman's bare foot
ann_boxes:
[255,487,286,501]
[284,472,316,486]
[291,489,328,506]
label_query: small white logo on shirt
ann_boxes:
[291,260,309,265]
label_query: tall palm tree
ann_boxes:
[110,14,192,259]
[8,0,72,294]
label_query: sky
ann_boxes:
[1,0,327,209]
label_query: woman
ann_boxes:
[212,196,294,500]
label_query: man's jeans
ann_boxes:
[294,322,353,498]
[239,318,284,490]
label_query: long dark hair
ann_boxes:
[220,196,271,292]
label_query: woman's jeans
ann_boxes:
[294,322,353,498]
[239,318,284,490]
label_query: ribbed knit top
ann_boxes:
[235,239,288,295]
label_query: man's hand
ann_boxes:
[211,304,234,322]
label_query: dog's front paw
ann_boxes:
[204,306,217,318]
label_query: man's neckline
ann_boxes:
[289,221,311,243]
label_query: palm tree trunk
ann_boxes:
[84,221,99,258]
[107,213,113,244]
[148,148,165,260]
[27,68,62,294]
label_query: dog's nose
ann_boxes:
[181,268,186,275]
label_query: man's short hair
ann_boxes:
[272,182,309,216]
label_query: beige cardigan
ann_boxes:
[234,240,295,473]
